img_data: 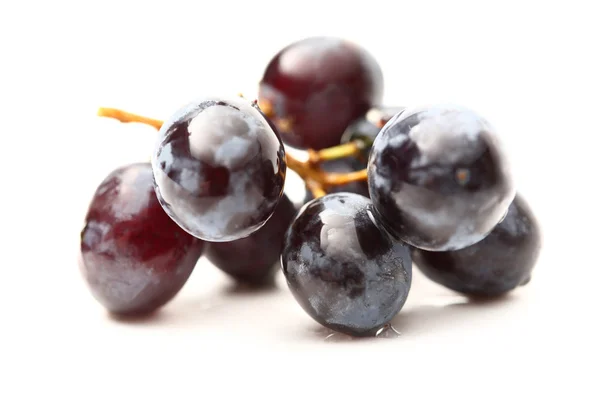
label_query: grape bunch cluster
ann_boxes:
[80,36,541,337]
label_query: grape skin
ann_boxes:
[368,105,516,251]
[80,163,205,315]
[259,36,384,150]
[340,106,406,165]
[341,106,406,148]
[282,193,412,336]
[205,194,297,284]
[412,194,541,297]
[152,96,286,242]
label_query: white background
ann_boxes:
[1,1,598,398]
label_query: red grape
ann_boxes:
[80,163,205,315]
[259,37,383,150]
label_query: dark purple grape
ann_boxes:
[303,158,370,205]
[152,96,286,242]
[259,36,384,150]
[80,163,205,315]
[340,106,406,165]
[368,105,515,251]
[282,193,412,336]
[412,194,541,297]
[342,118,381,147]
[205,194,297,284]
[341,106,406,147]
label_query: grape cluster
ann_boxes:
[81,36,541,336]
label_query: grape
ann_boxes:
[205,194,297,284]
[152,96,286,242]
[412,194,541,297]
[259,36,384,150]
[80,163,205,315]
[343,118,380,146]
[281,193,412,336]
[341,106,406,148]
[340,106,406,165]
[368,105,516,251]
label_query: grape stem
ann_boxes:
[257,99,295,136]
[307,141,364,165]
[96,107,368,198]
[305,180,327,198]
[97,108,163,130]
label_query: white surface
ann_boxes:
[1,1,598,398]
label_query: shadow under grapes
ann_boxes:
[390,293,518,337]
[305,292,519,343]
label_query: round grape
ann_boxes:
[368,105,515,251]
[282,193,412,336]
[152,96,286,242]
[412,194,541,297]
[205,194,297,284]
[342,106,406,144]
[340,106,406,164]
[259,36,384,150]
[80,163,205,315]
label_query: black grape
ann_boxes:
[152,96,286,242]
[368,105,515,251]
[412,194,541,297]
[205,194,297,284]
[282,193,412,336]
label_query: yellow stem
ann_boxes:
[256,98,294,133]
[305,179,327,199]
[257,99,274,117]
[308,141,364,164]
[323,168,369,186]
[97,107,163,130]
[96,107,368,196]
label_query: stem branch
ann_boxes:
[97,107,163,130]
[96,107,368,198]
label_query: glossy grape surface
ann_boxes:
[205,194,297,284]
[152,96,286,242]
[343,118,380,146]
[259,36,384,150]
[341,106,406,146]
[412,194,541,296]
[80,163,205,315]
[341,106,406,164]
[368,105,515,251]
[282,193,412,336]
